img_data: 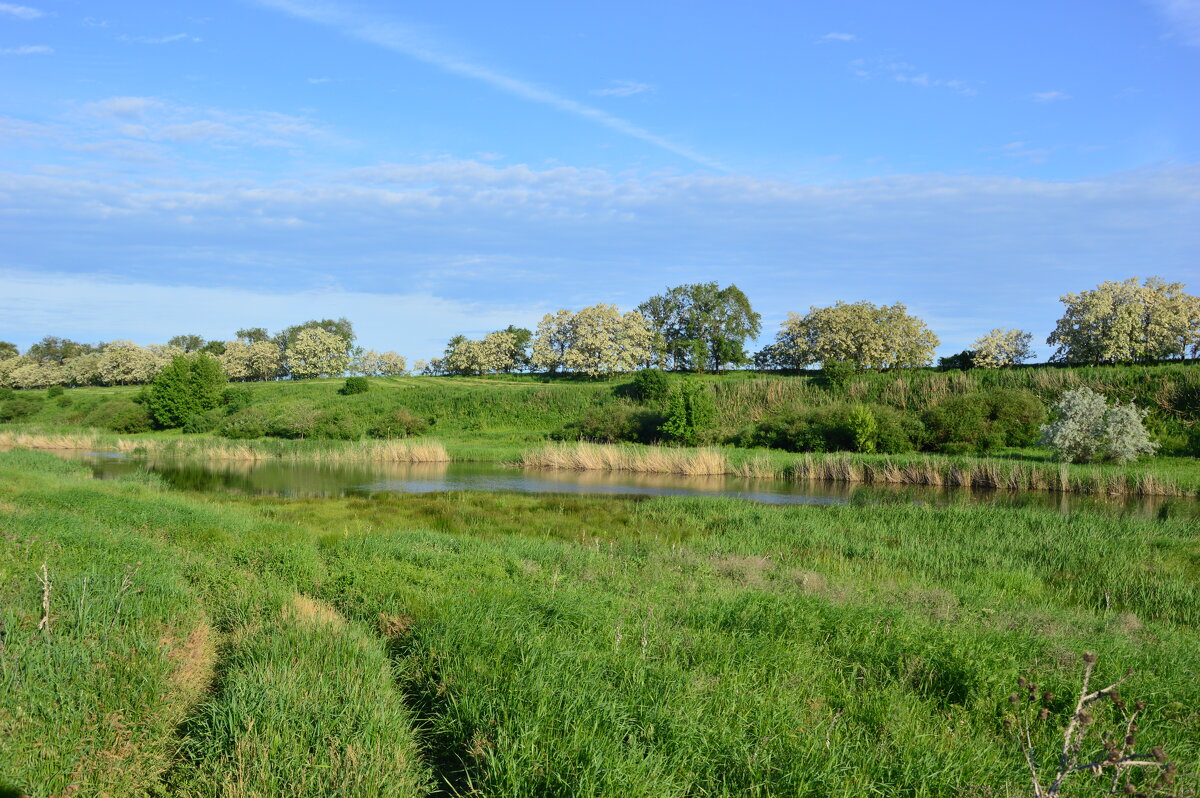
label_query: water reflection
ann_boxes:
[46,450,1197,519]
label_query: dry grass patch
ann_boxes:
[285,594,347,628]
[521,442,729,476]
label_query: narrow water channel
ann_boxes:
[52,450,1198,519]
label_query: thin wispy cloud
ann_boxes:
[254,0,725,171]
[0,45,52,55]
[0,3,42,19]
[819,32,856,42]
[118,33,201,44]
[591,80,653,98]
[1032,90,1070,102]
[307,77,331,84]
[850,58,975,95]
[1145,0,1200,45]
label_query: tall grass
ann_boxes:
[3,450,1198,795]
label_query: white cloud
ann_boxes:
[0,3,42,19]
[0,160,1196,358]
[819,32,856,42]
[253,0,725,171]
[1145,0,1200,45]
[591,80,654,98]
[0,45,52,55]
[0,270,546,357]
[1032,90,1070,102]
[78,96,328,149]
[307,76,331,84]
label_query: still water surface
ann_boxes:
[56,451,1197,519]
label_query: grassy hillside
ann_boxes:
[2,449,1197,795]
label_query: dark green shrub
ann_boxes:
[222,386,254,413]
[0,396,45,423]
[147,354,227,428]
[555,401,664,444]
[923,389,1045,453]
[219,407,273,439]
[751,403,921,454]
[46,385,64,398]
[938,350,976,371]
[83,400,152,433]
[311,407,365,440]
[631,369,671,404]
[368,407,429,438]
[182,408,225,434]
[269,402,324,439]
[659,381,715,446]
[821,360,857,390]
[0,388,13,401]
[340,377,370,395]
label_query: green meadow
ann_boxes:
[2,449,1198,795]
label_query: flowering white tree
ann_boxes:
[1048,277,1200,363]
[97,341,160,385]
[535,303,653,377]
[286,328,350,379]
[770,301,940,370]
[972,328,1034,369]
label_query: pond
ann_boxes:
[53,450,1198,519]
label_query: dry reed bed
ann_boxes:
[520,442,729,476]
[0,430,450,464]
[522,443,1191,497]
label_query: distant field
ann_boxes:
[2,449,1197,795]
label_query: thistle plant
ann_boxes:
[1008,653,1179,796]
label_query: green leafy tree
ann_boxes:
[0,341,17,360]
[147,353,227,428]
[167,334,206,352]
[25,336,97,365]
[659,380,715,445]
[848,405,878,453]
[638,283,762,372]
[236,327,271,344]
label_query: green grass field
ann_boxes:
[2,449,1198,795]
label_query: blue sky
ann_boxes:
[1,0,1197,360]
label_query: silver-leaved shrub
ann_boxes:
[1038,387,1158,463]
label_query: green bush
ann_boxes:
[219,407,274,439]
[821,360,857,389]
[182,408,225,434]
[339,377,370,396]
[631,369,671,404]
[938,350,976,371]
[0,396,45,423]
[750,403,922,454]
[83,399,152,433]
[555,400,664,444]
[147,354,227,428]
[310,407,365,440]
[368,407,429,439]
[923,389,1046,453]
[46,385,64,398]
[222,386,254,413]
[847,405,877,453]
[659,381,715,446]
[0,387,13,401]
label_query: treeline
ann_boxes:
[422,276,1200,377]
[0,319,406,390]
[1,276,1197,390]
